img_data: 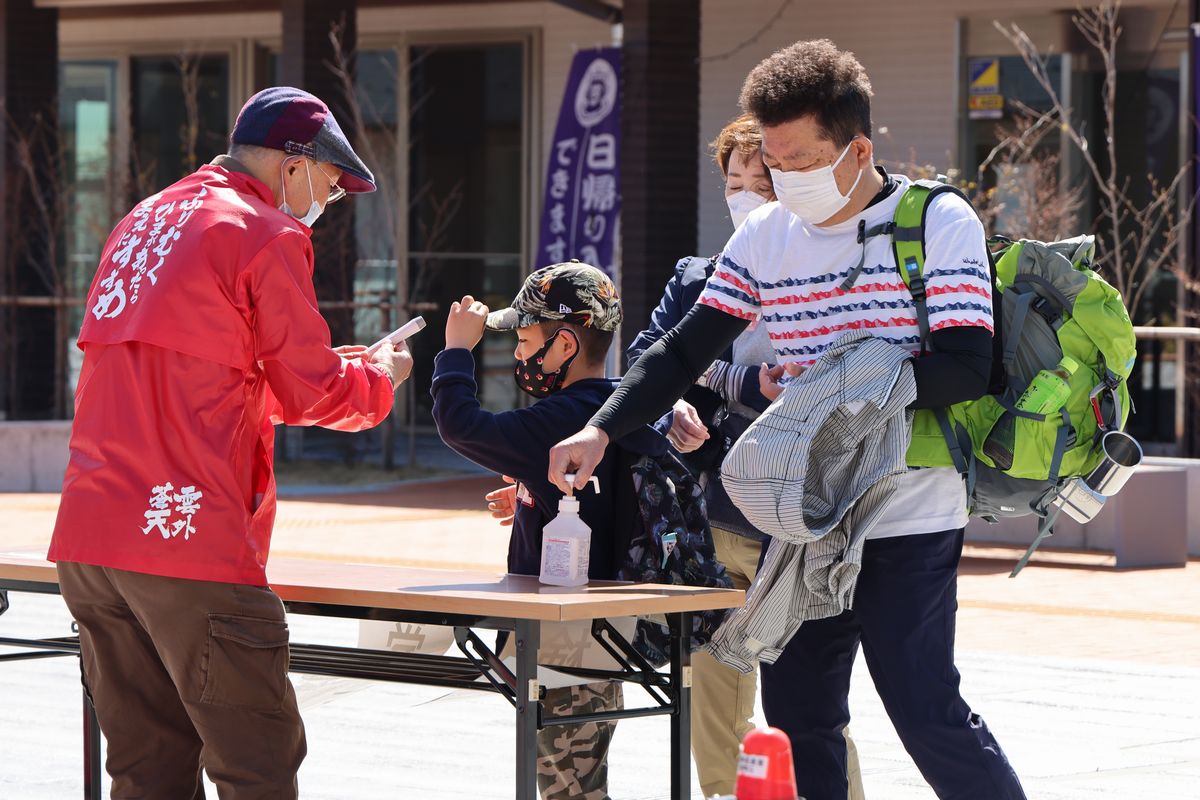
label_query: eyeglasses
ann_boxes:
[312,160,346,204]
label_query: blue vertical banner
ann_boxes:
[537,47,621,276]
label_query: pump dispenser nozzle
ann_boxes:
[563,473,600,493]
[560,474,600,513]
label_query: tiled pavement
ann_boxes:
[2,481,1197,798]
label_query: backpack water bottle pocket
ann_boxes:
[1008,410,1076,481]
[974,397,1012,470]
[974,393,1079,482]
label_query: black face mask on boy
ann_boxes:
[514,328,579,399]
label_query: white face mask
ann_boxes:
[725,190,768,230]
[279,159,323,227]
[769,139,864,224]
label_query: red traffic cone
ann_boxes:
[734,727,798,800]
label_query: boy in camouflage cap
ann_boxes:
[430,261,665,799]
[485,260,622,334]
[483,261,621,399]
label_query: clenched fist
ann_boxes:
[445,295,489,351]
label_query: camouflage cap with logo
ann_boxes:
[485,261,622,333]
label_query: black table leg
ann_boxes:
[514,618,540,799]
[670,611,693,800]
[83,686,101,799]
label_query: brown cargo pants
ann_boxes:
[57,561,307,799]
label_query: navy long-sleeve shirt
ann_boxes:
[430,347,665,578]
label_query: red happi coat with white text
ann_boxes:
[49,165,393,585]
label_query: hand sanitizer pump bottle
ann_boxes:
[539,474,599,587]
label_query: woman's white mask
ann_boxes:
[279,159,323,227]
[769,139,864,224]
[725,190,768,230]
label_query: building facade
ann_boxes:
[2,0,1195,452]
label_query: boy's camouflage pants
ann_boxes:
[536,680,623,800]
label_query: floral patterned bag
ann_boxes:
[615,448,733,667]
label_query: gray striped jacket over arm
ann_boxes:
[708,332,917,672]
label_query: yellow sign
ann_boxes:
[969,94,1004,111]
[969,58,1000,95]
[968,93,1004,120]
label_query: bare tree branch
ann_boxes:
[977,104,1060,178]
[995,0,1194,324]
[326,20,465,466]
[177,51,203,174]
[4,105,73,415]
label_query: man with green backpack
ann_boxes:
[893,189,1136,575]
[549,40,1032,799]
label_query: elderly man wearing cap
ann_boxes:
[48,87,408,798]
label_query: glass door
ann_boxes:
[407,42,525,416]
[131,54,230,195]
[60,60,119,395]
[353,40,527,421]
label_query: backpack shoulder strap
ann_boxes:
[893,179,983,483]
[892,179,974,354]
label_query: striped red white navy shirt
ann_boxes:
[698,174,993,370]
[698,173,994,539]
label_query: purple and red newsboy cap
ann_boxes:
[230,87,375,194]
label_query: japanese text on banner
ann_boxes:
[537,48,621,276]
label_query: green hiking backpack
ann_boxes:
[890,179,1137,575]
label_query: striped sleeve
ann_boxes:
[921,194,994,334]
[697,220,761,320]
[698,253,761,320]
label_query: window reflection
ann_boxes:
[132,55,229,195]
[351,43,525,420]
[408,44,524,417]
[60,60,118,396]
